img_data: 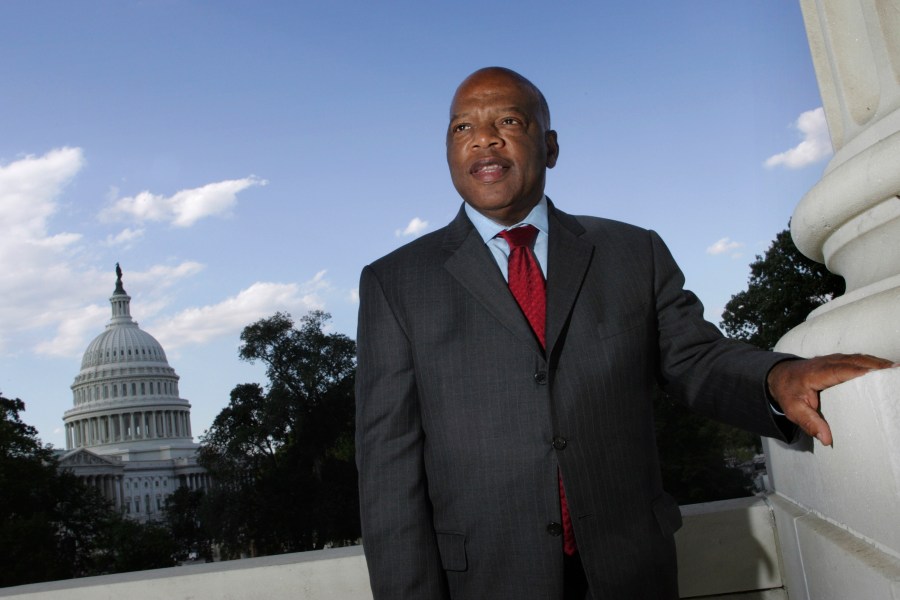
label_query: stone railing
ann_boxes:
[0,496,786,600]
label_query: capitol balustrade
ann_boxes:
[0,496,788,600]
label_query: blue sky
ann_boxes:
[1,1,832,448]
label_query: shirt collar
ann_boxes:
[464,196,549,244]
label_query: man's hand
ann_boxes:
[767,353,895,446]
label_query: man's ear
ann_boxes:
[545,130,559,168]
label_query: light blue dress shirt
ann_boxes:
[463,196,549,282]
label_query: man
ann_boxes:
[355,67,892,599]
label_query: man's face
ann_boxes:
[446,69,559,226]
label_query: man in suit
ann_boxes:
[355,67,892,599]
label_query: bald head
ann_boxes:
[451,67,551,129]
[446,66,559,225]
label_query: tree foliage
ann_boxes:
[199,311,359,558]
[164,487,213,563]
[721,227,844,350]
[0,394,177,587]
[654,389,760,505]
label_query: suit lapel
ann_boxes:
[545,203,594,356]
[442,206,544,355]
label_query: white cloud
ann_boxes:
[30,261,207,357]
[0,147,217,357]
[105,227,145,246]
[395,217,429,237]
[0,147,83,243]
[129,262,205,288]
[0,148,326,371]
[34,304,109,357]
[100,176,267,227]
[0,148,89,353]
[349,288,359,304]
[706,237,744,258]
[764,107,833,169]
[149,271,331,349]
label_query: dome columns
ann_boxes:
[65,409,194,449]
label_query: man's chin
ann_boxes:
[465,198,539,226]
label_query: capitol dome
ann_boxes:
[64,266,193,453]
[79,301,169,372]
[60,265,208,521]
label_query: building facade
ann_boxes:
[58,266,209,521]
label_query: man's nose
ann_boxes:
[472,125,503,149]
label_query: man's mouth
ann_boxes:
[469,157,510,182]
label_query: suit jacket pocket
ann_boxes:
[595,302,650,341]
[435,531,467,572]
[651,492,683,538]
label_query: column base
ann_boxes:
[763,369,900,599]
[775,281,900,361]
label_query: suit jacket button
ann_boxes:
[534,371,548,385]
[552,436,567,450]
[547,522,563,536]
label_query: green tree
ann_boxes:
[1,394,178,587]
[199,311,359,558]
[721,227,844,350]
[164,486,212,562]
[96,519,177,573]
[0,394,70,586]
[654,389,760,505]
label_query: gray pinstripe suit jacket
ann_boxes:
[355,201,793,599]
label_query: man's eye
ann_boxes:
[453,123,470,132]
[501,118,521,125]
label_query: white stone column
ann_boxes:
[115,476,123,509]
[766,2,900,599]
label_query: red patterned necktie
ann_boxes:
[498,225,577,556]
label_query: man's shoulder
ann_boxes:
[573,214,649,236]
[367,224,452,273]
[554,207,654,244]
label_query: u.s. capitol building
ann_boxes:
[57,266,209,520]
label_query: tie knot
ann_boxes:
[499,225,538,249]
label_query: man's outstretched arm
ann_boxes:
[767,354,896,446]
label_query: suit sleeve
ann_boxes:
[649,231,796,441]
[355,265,450,599]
